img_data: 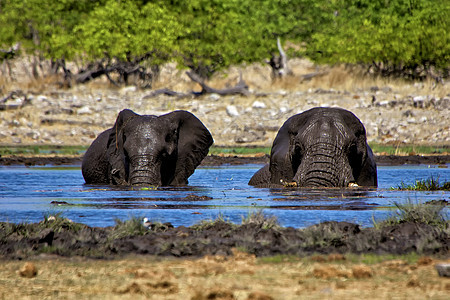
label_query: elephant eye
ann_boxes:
[165,133,173,143]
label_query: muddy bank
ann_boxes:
[0,217,448,260]
[0,154,449,167]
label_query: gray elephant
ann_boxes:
[249,107,377,187]
[82,109,213,186]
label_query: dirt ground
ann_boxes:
[1,253,449,299]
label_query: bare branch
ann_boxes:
[186,71,249,96]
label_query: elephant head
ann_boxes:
[82,109,213,186]
[249,107,377,187]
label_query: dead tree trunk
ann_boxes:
[186,71,249,96]
[267,37,292,79]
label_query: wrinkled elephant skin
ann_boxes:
[82,109,213,186]
[249,107,377,187]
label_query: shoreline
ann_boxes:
[0,154,449,167]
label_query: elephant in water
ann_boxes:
[82,109,213,186]
[249,107,377,187]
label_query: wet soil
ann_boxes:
[0,218,448,260]
[0,154,449,167]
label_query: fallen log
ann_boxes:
[186,71,249,96]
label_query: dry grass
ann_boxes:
[0,252,449,299]
[2,58,448,98]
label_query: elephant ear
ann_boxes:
[339,109,377,186]
[161,110,213,185]
[269,114,300,184]
[106,109,140,184]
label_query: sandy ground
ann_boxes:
[1,59,449,147]
[2,253,449,299]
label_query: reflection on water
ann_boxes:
[0,164,448,228]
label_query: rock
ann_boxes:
[435,263,450,277]
[120,86,137,93]
[252,100,266,109]
[209,93,221,101]
[226,105,239,117]
[77,106,92,115]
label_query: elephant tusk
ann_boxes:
[348,182,359,187]
[280,179,298,187]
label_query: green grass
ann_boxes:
[109,216,154,240]
[241,210,280,229]
[373,200,448,229]
[395,176,450,191]
[342,253,422,265]
[0,144,447,156]
[191,213,234,230]
[0,145,87,156]
[369,143,448,155]
[208,147,270,155]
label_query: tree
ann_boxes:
[309,0,450,80]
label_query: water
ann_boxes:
[0,164,448,228]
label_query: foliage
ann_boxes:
[395,176,450,191]
[241,210,280,230]
[0,213,85,239]
[310,0,450,79]
[374,200,448,228]
[0,145,87,156]
[0,0,447,80]
[209,147,270,155]
[109,216,149,240]
[191,213,234,231]
[369,143,449,155]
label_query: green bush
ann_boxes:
[0,0,447,79]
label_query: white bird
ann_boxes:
[142,217,152,228]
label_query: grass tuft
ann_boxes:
[395,176,450,191]
[374,200,448,228]
[109,216,149,240]
[39,213,85,233]
[191,213,233,230]
[241,210,280,230]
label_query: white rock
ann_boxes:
[413,95,426,101]
[78,106,92,115]
[121,86,137,93]
[252,100,266,109]
[209,93,221,101]
[36,95,48,102]
[226,105,239,117]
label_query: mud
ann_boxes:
[0,218,448,260]
[0,154,449,167]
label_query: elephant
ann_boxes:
[82,109,213,186]
[249,107,377,187]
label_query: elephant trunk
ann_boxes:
[294,142,354,187]
[128,154,162,186]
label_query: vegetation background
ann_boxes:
[1,0,448,84]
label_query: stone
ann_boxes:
[120,86,137,93]
[77,106,92,115]
[226,105,239,117]
[435,263,450,277]
[252,100,266,109]
[209,93,221,101]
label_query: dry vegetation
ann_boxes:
[1,58,448,98]
[1,252,449,299]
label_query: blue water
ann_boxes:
[0,164,448,228]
